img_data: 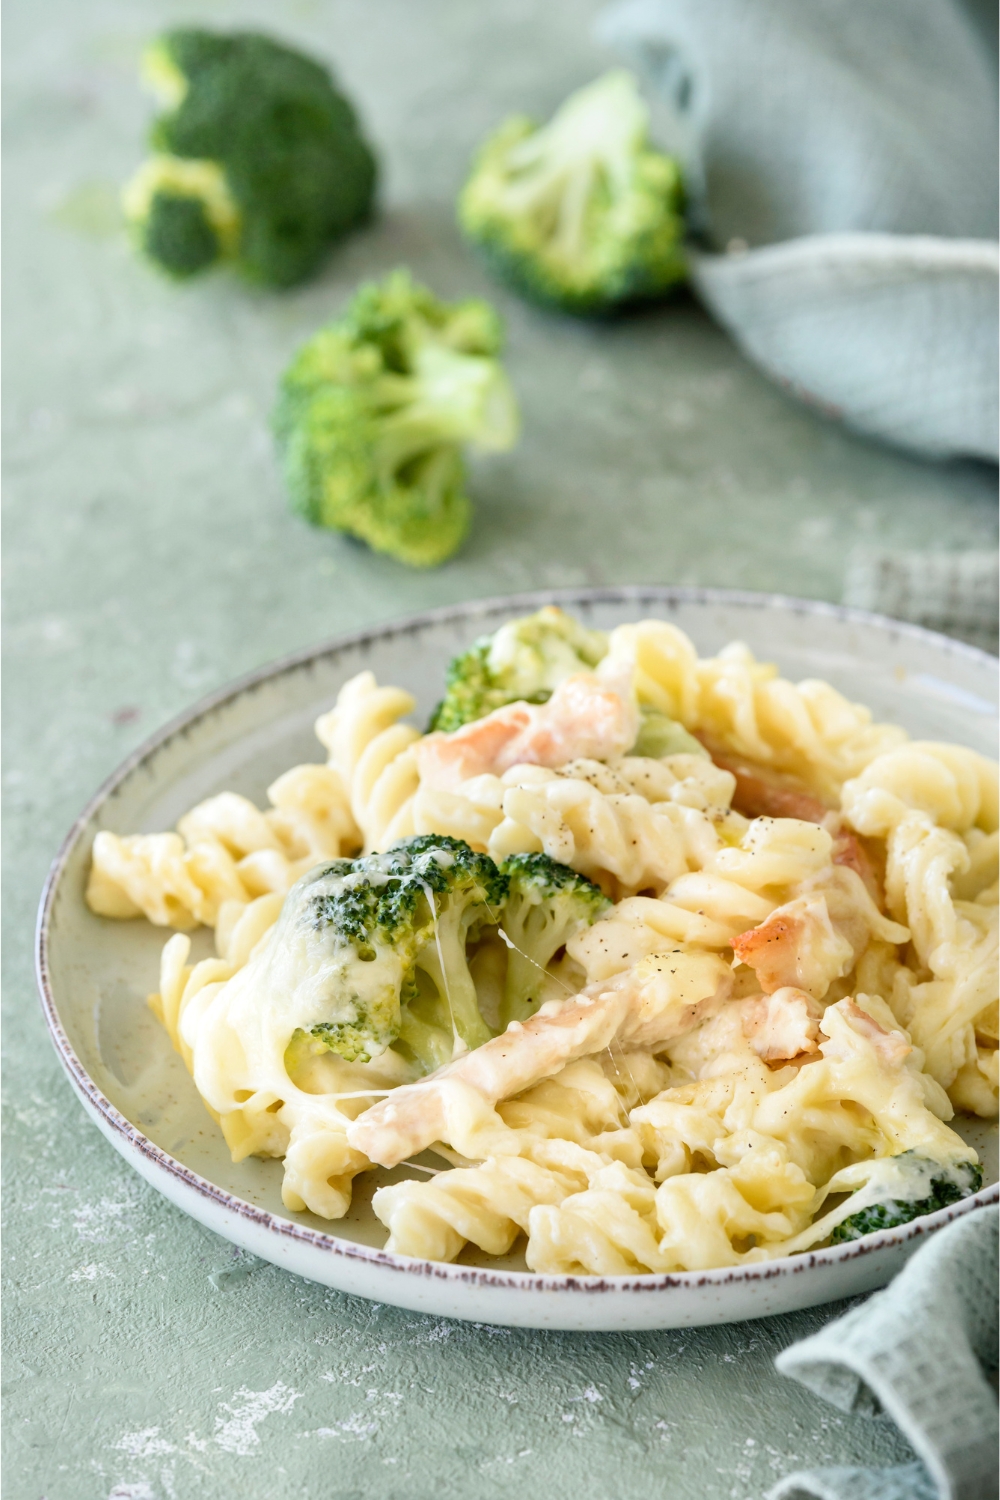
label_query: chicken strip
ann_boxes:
[346,950,732,1167]
[414,672,639,794]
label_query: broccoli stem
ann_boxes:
[491,72,644,261]
[501,946,551,1028]
[415,903,494,1051]
[395,1011,454,1073]
[372,343,516,476]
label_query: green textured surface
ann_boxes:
[3,3,997,1498]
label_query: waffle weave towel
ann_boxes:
[598,0,1000,459]
[767,1208,999,1500]
[842,550,999,654]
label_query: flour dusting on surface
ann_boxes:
[213,1383,302,1456]
[70,1262,115,1282]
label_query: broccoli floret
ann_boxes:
[122,29,377,287]
[458,70,686,315]
[273,270,518,567]
[497,853,610,1026]
[831,1152,983,1244]
[429,606,608,732]
[290,837,508,1070]
[631,706,707,759]
[393,835,509,1058]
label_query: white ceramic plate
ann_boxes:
[37,587,999,1330]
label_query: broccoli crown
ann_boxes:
[458,70,687,315]
[125,28,377,287]
[497,852,610,1025]
[830,1153,983,1244]
[273,270,518,567]
[298,836,507,1066]
[428,605,608,732]
[143,189,219,276]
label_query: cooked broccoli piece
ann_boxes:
[122,29,377,287]
[830,1152,983,1243]
[291,836,508,1070]
[428,606,608,732]
[631,706,707,759]
[395,835,509,1058]
[273,270,519,567]
[458,70,686,315]
[497,853,610,1026]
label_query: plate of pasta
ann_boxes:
[37,587,998,1330]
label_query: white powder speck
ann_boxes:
[419,1322,454,1343]
[316,1414,379,1441]
[115,1428,174,1460]
[73,1200,131,1242]
[213,1383,302,1456]
[70,1263,115,1283]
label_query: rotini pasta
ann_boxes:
[87,610,997,1266]
[602,621,908,798]
[87,769,356,931]
[842,744,999,1111]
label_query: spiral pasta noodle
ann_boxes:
[87,767,355,932]
[314,671,422,853]
[602,620,908,797]
[842,743,999,1112]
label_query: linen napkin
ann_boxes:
[842,550,999,654]
[766,1207,999,1500]
[597,0,1000,460]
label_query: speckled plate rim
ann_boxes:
[35,586,1000,1322]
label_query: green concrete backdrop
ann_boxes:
[3,2,996,1498]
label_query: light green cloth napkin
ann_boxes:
[842,550,999,654]
[767,1208,999,1500]
[598,0,1000,460]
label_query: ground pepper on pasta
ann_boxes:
[87,611,998,1272]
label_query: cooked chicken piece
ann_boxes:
[831,830,881,903]
[732,866,908,1000]
[699,747,832,823]
[834,998,912,1067]
[732,892,854,998]
[741,987,823,1062]
[414,672,639,794]
[346,951,732,1167]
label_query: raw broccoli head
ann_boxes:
[428,605,608,732]
[830,1152,983,1244]
[294,836,507,1069]
[123,29,377,287]
[273,270,519,567]
[458,70,687,315]
[497,852,610,1025]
